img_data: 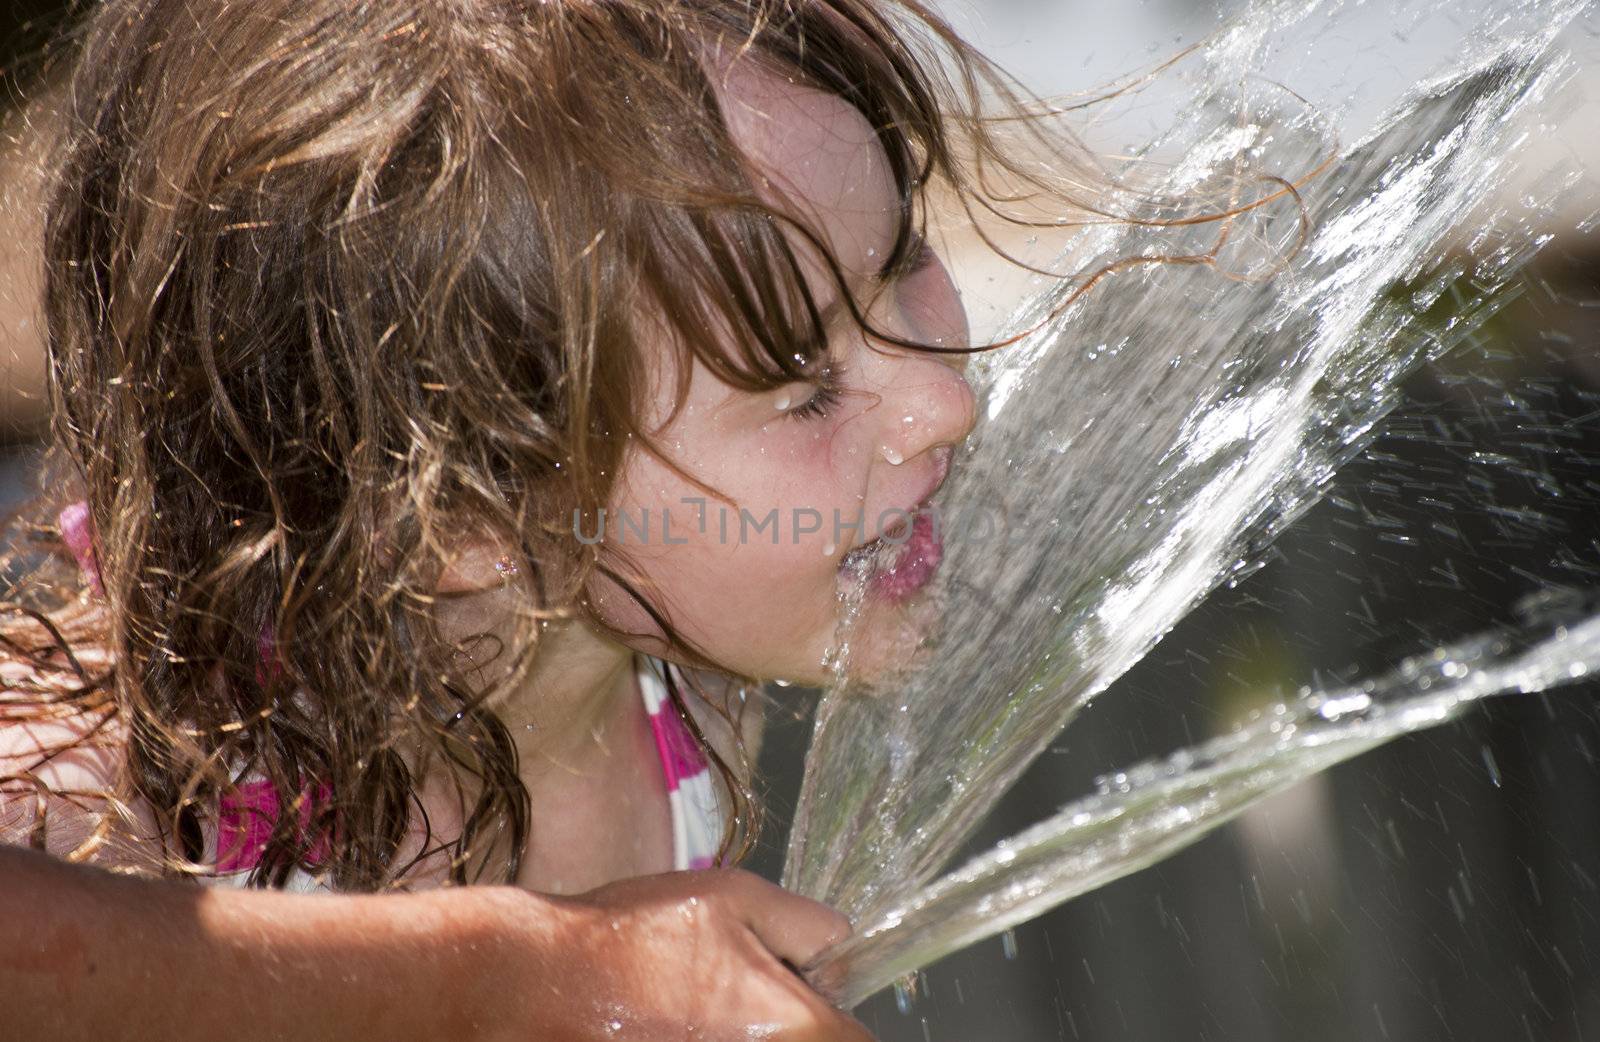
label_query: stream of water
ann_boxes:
[782,0,1595,1007]
[819,602,1600,1007]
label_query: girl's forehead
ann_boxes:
[629,59,907,434]
[714,58,900,282]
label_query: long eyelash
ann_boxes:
[781,233,930,424]
[788,363,848,422]
[904,234,937,277]
[882,231,936,283]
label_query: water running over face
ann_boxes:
[782,0,1593,1005]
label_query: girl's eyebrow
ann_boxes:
[802,218,907,351]
[875,226,927,282]
[708,295,846,417]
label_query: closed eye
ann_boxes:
[780,228,933,423]
[880,230,936,283]
[786,362,849,422]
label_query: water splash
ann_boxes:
[812,602,1600,1007]
[783,0,1591,1003]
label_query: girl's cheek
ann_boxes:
[737,428,864,546]
[753,408,848,474]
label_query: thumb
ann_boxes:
[723,872,853,974]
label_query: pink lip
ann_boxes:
[867,510,944,604]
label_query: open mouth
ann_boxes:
[837,507,943,604]
[838,514,906,571]
[838,445,954,601]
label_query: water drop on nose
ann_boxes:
[882,446,904,465]
[823,541,837,556]
[902,414,916,425]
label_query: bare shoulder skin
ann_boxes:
[0,706,152,866]
[0,601,443,883]
[0,602,164,871]
[0,655,461,886]
[2,638,866,1040]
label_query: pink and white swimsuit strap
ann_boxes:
[635,654,725,872]
[204,654,723,887]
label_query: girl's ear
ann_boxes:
[434,540,516,595]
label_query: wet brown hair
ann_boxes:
[1,0,1306,889]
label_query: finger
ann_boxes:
[723,873,852,971]
[799,946,852,1009]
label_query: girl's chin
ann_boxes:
[744,551,950,690]
[836,596,945,688]
[760,583,944,691]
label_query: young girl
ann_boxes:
[0,0,1103,1036]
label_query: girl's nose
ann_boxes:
[876,353,977,467]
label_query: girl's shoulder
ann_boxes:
[0,672,455,887]
[0,601,164,871]
[0,697,164,872]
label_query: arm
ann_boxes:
[1,845,537,1041]
[4,703,510,1041]
[1,849,872,1042]
[2,704,871,1041]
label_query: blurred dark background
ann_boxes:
[4,1,1598,1039]
[1,0,68,94]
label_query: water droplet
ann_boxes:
[1480,745,1503,787]
[893,979,915,1015]
[823,541,837,556]
[1001,929,1018,959]
[882,446,904,465]
[774,392,792,410]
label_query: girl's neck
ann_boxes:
[436,595,676,892]
[504,623,676,892]
[495,616,638,752]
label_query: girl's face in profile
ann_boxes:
[590,58,977,686]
